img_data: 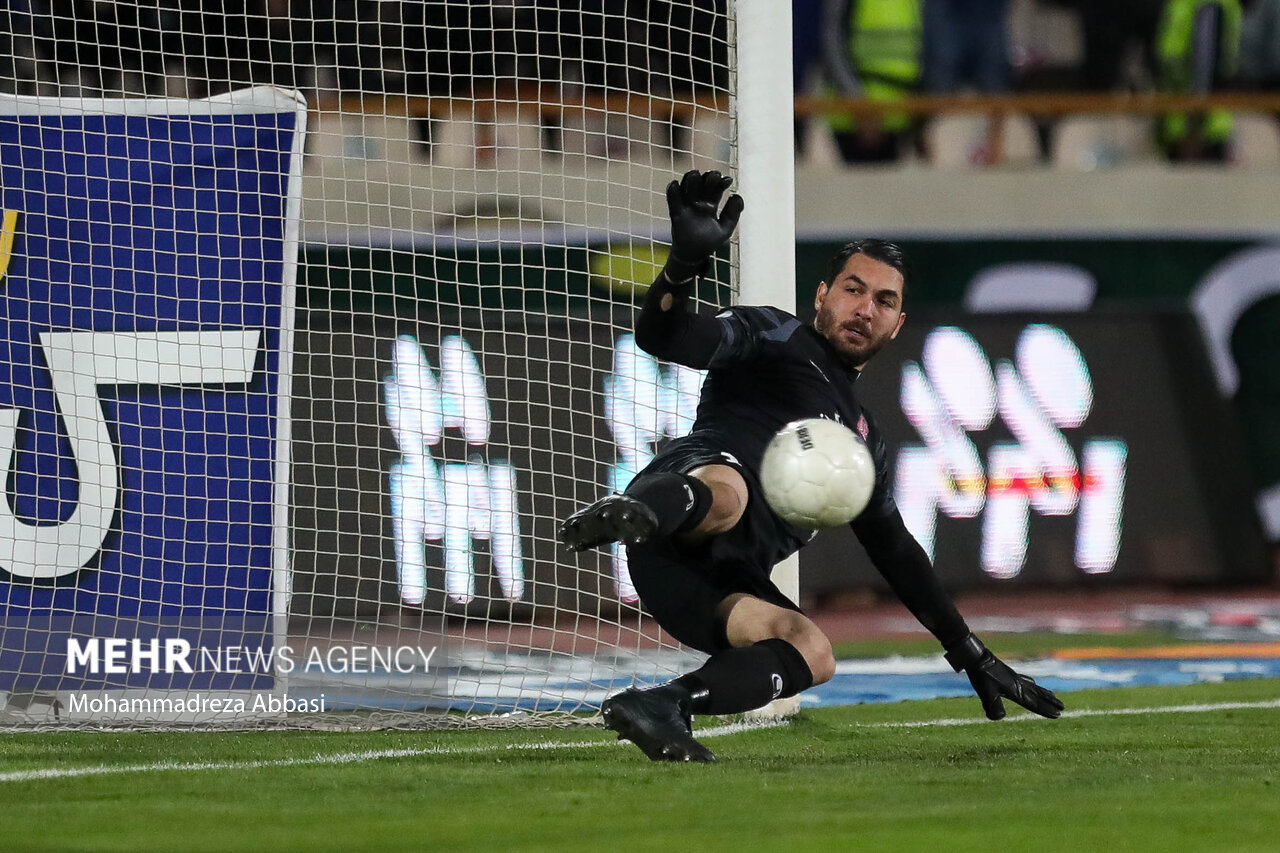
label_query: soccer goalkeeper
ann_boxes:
[560,170,1063,762]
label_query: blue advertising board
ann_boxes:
[0,88,305,721]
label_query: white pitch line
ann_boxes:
[0,719,786,784]
[3,699,1277,784]
[857,698,1280,729]
[506,718,784,750]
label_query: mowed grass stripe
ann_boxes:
[3,696,1277,784]
[0,719,787,783]
[861,696,1280,728]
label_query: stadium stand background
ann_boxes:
[4,0,1276,576]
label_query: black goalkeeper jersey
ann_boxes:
[688,303,896,521]
[633,277,970,647]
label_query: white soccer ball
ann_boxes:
[759,418,876,530]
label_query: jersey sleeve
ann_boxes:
[849,409,969,648]
[851,506,970,648]
[704,305,803,369]
[632,275,723,368]
[634,277,801,371]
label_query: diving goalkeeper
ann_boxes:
[560,170,1063,762]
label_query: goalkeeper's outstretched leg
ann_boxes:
[559,493,659,552]
[561,170,1064,761]
[600,686,716,763]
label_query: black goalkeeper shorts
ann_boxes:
[625,434,804,655]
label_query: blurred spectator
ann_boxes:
[1,1,35,94]
[555,1,726,96]
[919,0,1016,166]
[493,1,727,158]
[1071,0,1164,90]
[312,0,405,96]
[654,0,729,97]
[1241,0,1280,88]
[402,2,483,97]
[201,2,255,96]
[649,0,730,155]
[923,0,1011,94]
[1156,0,1242,161]
[822,0,925,163]
[795,0,824,155]
[30,0,164,95]
[402,1,598,95]
[27,1,327,100]
[244,0,318,93]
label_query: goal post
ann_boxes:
[735,0,801,719]
[0,0,798,728]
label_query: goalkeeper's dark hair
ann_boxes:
[825,239,910,296]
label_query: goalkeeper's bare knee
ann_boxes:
[720,595,835,685]
[788,628,835,685]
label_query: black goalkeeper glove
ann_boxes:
[944,633,1064,721]
[663,169,744,283]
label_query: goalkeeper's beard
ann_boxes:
[814,304,891,369]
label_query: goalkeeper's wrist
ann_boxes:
[943,632,987,672]
[662,254,708,285]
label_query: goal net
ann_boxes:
[0,1,792,728]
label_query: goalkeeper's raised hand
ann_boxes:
[944,633,1064,721]
[663,169,744,283]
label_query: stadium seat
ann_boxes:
[795,121,844,168]
[306,111,354,160]
[1258,482,1280,541]
[430,114,481,168]
[964,262,1097,312]
[1229,113,1280,169]
[486,105,547,169]
[1050,116,1154,169]
[560,112,659,165]
[689,109,733,170]
[925,113,1041,168]
[309,112,430,166]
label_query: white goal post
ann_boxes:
[0,0,795,728]
[734,0,800,718]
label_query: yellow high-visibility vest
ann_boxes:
[829,0,922,133]
[1157,0,1242,145]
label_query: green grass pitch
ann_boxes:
[1,655,1277,852]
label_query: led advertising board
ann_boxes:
[292,307,1268,625]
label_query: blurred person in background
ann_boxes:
[29,1,325,100]
[1071,0,1165,90]
[29,0,159,95]
[822,0,924,163]
[794,0,824,157]
[1,1,36,94]
[244,0,318,94]
[1156,0,1242,161]
[315,0,406,95]
[923,0,1011,94]
[920,0,1011,165]
[1240,0,1280,89]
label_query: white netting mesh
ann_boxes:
[0,2,738,728]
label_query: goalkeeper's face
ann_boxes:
[813,253,906,369]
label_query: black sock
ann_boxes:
[671,639,814,716]
[624,472,713,536]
